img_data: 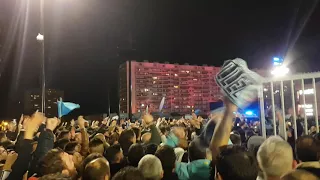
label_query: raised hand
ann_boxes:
[24,111,45,139]
[78,116,85,129]
[46,117,59,131]
[3,151,18,171]
[143,114,154,126]
[70,119,75,127]
[102,117,109,125]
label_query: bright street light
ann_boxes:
[36,33,44,41]
[271,66,289,76]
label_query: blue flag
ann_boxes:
[58,99,80,118]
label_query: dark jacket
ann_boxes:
[28,129,54,177]
[162,172,179,180]
[296,161,320,178]
[148,125,161,145]
[7,139,34,180]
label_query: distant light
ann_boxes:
[299,89,314,95]
[299,104,313,109]
[174,85,179,88]
[193,78,197,81]
[141,104,145,107]
[36,33,44,41]
[3,122,8,126]
[152,77,158,80]
[263,88,268,92]
[174,74,178,77]
[245,111,253,116]
[186,71,190,73]
[273,57,280,61]
[306,112,313,116]
[144,88,149,92]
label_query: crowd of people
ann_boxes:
[0,97,319,180]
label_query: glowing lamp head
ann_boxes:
[245,111,253,116]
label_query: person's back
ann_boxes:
[175,140,211,180]
[257,136,295,180]
[127,144,145,167]
[215,145,258,180]
[155,145,179,180]
[281,169,320,180]
[104,144,126,177]
[295,136,320,178]
[112,166,145,180]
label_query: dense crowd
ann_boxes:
[0,98,319,180]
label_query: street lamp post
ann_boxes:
[38,0,46,114]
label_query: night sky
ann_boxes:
[0,0,319,117]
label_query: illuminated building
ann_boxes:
[24,89,64,117]
[119,61,222,114]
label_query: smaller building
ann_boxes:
[24,89,64,117]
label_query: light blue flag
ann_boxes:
[58,99,80,118]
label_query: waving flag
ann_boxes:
[58,98,80,118]
[159,97,165,112]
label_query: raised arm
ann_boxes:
[210,98,238,163]
[6,112,44,180]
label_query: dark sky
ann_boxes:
[0,0,320,117]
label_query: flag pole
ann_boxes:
[59,97,63,119]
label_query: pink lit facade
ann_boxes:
[119,61,222,114]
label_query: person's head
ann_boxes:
[188,140,206,161]
[80,153,103,176]
[38,173,71,180]
[215,145,258,180]
[144,143,158,155]
[39,148,76,177]
[104,144,124,164]
[112,166,145,180]
[108,133,119,145]
[75,133,82,144]
[141,133,151,144]
[155,145,176,176]
[89,138,105,155]
[230,133,241,145]
[295,135,320,162]
[118,129,136,156]
[128,144,145,167]
[54,138,70,150]
[82,157,110,180]
[64,141,81,155]
[58,130,71,140]
[281,169,320,180]
[95,133,107,143]
[257,136,295,179]
[138,155,163,180]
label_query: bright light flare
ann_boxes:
[245,111,253,116]
[271,66,289,76]
[36,33,44,41]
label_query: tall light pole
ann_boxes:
[37,0,46,114]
